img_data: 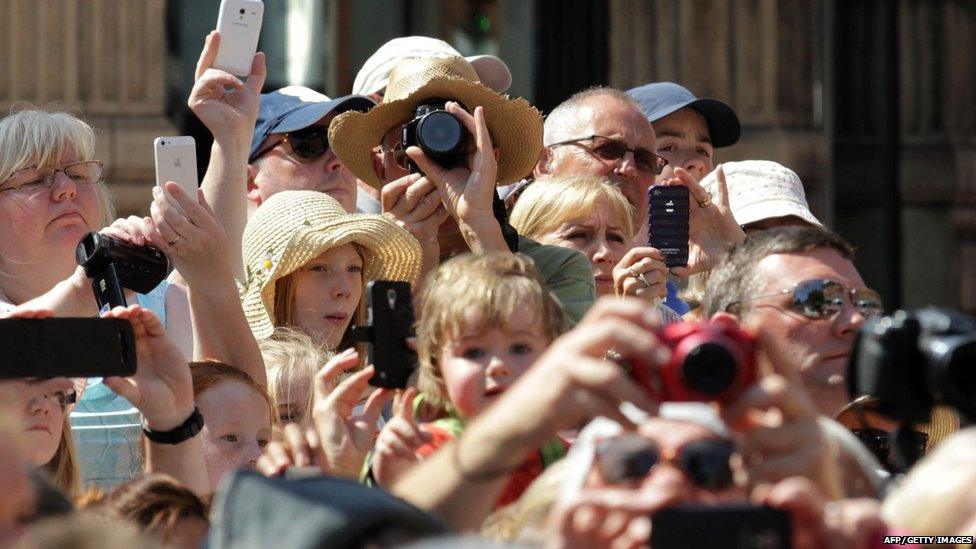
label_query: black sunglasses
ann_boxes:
[852,428,928,465]
[548,135,669,175]
[595,434,735,490]
[725,278,884,320]
[249,125,331,163]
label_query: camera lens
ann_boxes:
[682,342,737,396]
[417,111,465,159]
[239,8,245,14]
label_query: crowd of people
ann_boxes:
[0,30,973,549]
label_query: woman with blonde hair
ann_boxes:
[240,190,421,351]
[510,175,680,323]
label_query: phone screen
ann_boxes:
[648,185,690,268]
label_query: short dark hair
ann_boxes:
[702,226,856,317]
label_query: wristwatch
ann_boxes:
[142,407,205,445]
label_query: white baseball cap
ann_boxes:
[352,36,512,96]
[701,160,823,228]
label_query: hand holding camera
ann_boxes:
[404,102,501,236]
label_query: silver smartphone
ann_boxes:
[153,136,198,199]
[214,0,264,76]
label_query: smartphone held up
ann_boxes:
[214,0,264,77]
[648,185,690,268]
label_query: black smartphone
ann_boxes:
[648,185,690,268]
[0,318,137,379]
[651,504,791,549]
[357,281,417,389]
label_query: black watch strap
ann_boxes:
[142,407,204,445]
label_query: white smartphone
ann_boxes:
[153,137,198,199]
[214,0,264,76]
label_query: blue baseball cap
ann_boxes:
[250,86,375,159]
[627,82,741,148]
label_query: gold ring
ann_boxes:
[697,192,713,208]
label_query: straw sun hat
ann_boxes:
[329,55,543,190]
[240,190,422,340]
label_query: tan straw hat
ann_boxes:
[330,55,543,190]
[240,190,422,340]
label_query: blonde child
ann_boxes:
[261,329,333,429]
[370,252,567,508]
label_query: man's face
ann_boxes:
[745,248,870,417]
[545,96,657,222]
[250,112,358,213]
[653,107,714,183]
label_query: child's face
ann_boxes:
[439,304,550,418]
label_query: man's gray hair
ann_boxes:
[702,226,856,317]
[543,87,642,146]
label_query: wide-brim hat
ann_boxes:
[839,396,961,453]
[330,56,543,190]
[701,160,823,228]
[627,82,741,148]
[240,190,422,340]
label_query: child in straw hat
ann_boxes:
[369,252,568,509]
[240,190,422,351]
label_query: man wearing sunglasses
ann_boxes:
[246,87,375,215]
[704,226,882,418]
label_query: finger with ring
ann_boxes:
[697,192,713,208]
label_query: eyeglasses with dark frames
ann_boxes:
[547,135,669,175]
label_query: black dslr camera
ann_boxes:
[849,307,976,425]
[76,232,169,310]
[401,98,468,174]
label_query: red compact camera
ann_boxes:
[630,317,758,406]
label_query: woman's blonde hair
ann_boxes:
[510,174,637,243]
[882,427,976,541]
[0,108,115,228]
[272,243,367,352]
[260,328,333,426]
[417,252,566,413]
[43,414,81,498]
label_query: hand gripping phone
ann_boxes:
[0,318,137,379]
[350,281,418,389]
[214,0,264,77]
[648,185,690,268]
[651,504,791,549]
[153,136,198,198]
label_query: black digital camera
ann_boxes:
[848,307,976,425]
[76,232,169,310]
[401,98,468,174]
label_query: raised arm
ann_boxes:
[102,305,210,496]
[188,31,266,280]
[392,297,664,530]
[145,181,265,387]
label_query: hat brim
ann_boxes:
[241,212,422,341]
[275,95,376,134]
[330,76,543,190]
[649,98,741,149]
[467,55,512,93]
[733,200,823,229]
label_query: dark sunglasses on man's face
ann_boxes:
[249,125,331,163]
[725,278,884,320]
[595,434,735,490]
[852,427,928,465]
[547,135,669,175]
